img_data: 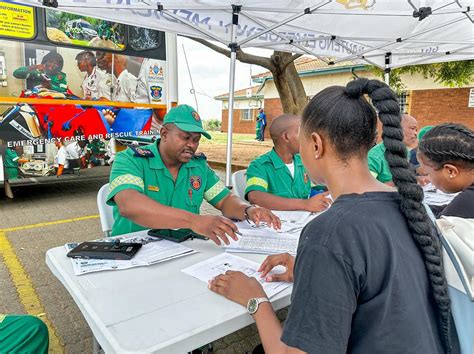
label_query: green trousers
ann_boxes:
[0,315,49,353]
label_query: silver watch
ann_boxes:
[247,297,269,315]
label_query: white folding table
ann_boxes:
[46,230,292,353]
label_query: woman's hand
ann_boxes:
[208,270,266,306]
[258,253,295,283]
[247,206,281,230]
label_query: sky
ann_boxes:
[176,36,271,121]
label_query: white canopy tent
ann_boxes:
[15,0,474,185]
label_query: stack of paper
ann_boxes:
[182,253,291,298]
[224,229,299,255]
[66,234,197,275]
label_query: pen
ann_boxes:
[235,230,242,236]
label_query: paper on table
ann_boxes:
[271,210,312,225]
[66,234,197,276]
[424,190,458,206]
[182,253,291,298]
[225,229,299,255]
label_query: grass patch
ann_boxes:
[201,132,257,145]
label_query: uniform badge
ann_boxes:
[131,146,155,157]
[148,185,160,192]
[304,172,309,184]
[57,74,63,80]
[192,111,200,121]
[150,85,163,101]
[190,176,202,191]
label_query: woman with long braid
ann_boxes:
[418,124,474,218]
[208,78,455,353]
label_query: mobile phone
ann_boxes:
[147,229,208,243]
[41,73,51,81]
[67,241,142,260]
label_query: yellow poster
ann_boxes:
[0,2,35,39]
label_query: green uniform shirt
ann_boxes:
[368,143,409,183]
[107,140,230,236]
[87,140,106,155]
[13,67,67,93]
[245,149,311,200]
[4,149,19,180]
[0,314,49,353]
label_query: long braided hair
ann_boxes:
[301,78,452,352]
[418,123,474,170]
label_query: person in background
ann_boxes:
[245,114,331,212]
[418,123,474,218]
[208,79,454,354]
[4,147,20,180]
[86,139,107,167]
[54,140,68,176]
[75,51,109,100]
[95,51,114,100]
[0,314,48,353]
[255,112,262,141]
[13,52,67,93]
[368,114,419,185]
[107,104,280,243]
[257,109,267,141]
[66,139,88,169]
[410,125,434,172]
[113,55,137,102]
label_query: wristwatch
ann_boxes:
[244,204,256,221]
[247,297,270,315]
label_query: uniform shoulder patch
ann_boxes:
[130,146,155,158]
[193,152,207,160]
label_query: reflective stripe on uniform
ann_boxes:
[204,180,226,202]
[0,314,6,323]
[370,170,379,179]
[110,174,144,194]
[246,177,268,190]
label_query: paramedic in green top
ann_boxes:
[246,114,331,212]
[13,52,67,93]
[4,147,20,180]
[107,104,281,245]
[368,114,418,185]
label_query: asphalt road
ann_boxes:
[0,172,285,353]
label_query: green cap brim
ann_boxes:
[174,122,211,139]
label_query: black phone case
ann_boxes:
[67,241,142,260]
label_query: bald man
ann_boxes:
[368,114,418,185]
[113,55,137,102]
[245,114,331,212]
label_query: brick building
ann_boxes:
[216,57,474,138]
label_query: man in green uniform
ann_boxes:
[107,104,280,245]
[0,314,49,353]
[245,114,331,212]
[13,52,67,93]
[86,139,107,166]
[4,147,20,180]
[368,114,418,185]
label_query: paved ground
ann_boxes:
[0,172,285,353]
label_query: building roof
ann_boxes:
[214,85,264,101]
[252,56,366,83]
[215,56,367,99]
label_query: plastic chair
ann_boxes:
[231,169,247,199]
[97,183,114,237]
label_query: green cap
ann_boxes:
[163,104,211,139]
[418,125,434,141]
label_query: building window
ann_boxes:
[398,91,410,114]
[241,109,253,121]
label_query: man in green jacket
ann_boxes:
[13,52,67,93]
[4,147,20,180]
[245,114,331,212]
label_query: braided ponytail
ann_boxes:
[419,123,474,169]
[345,78,452,352]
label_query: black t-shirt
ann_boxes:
[439,184,474,219]
[281,192,444,354]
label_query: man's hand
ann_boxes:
[190,215,239,246]
[258,253,295,283]
[247,206,281,230]
[303,191,332,212]
[208,270,266,307]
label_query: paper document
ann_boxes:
[182,253,291,298]
[271,210,312,225]
[225,229,299,255]
[424,190,458,206]
[66,234,197,276]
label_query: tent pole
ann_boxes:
[384,53,391,85]
[225,5,241,188]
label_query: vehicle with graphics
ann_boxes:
[0,2,178,197]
